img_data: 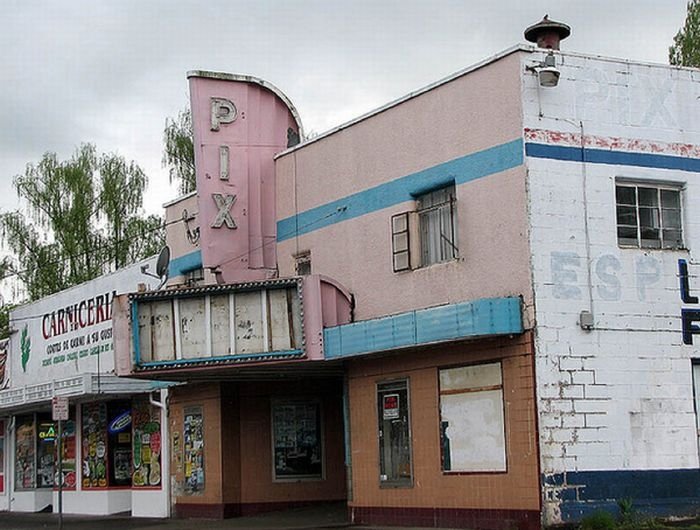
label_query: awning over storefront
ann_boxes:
[0,373,169,415]
[323,296,523,359]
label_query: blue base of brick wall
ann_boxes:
[544,469,700,522]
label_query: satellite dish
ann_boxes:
[140,246,171,290]
[156,246,171,278]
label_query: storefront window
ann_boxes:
[15,415,35,490]
[36,415,55,488]
[107,401,132,486]
[132,398,161,488]
[57,419,77,489]
[82,402,108,488]
[13,412,76,491]
[377,380,412,487]
[272,401,322,480]
[82,400,133,489]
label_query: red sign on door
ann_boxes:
[383,394,400,420]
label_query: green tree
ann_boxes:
[163,108,195,195]
[0,144,164,301]
[670,0,700,66]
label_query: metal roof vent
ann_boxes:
[524,15,571,50]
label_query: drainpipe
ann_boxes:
[149,390,166,412]
[148,389,170,517]
[342,375,352,504]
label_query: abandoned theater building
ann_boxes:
[2,24,700,529]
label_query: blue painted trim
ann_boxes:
[526,142,700,172]
[131,301,141,365]
[137,349,303,369]
[544,469,700,522]
[324,297,522,359]
[277,139,524,242]
[168,250,202,277]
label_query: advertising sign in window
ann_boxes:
[57,420,77,489]
[81,403,108,488]
[36,418,55,488]
[132,399,161,488]
[15,416,35,490]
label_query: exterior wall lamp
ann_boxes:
[537,52,560,87]
[524,15,570,88]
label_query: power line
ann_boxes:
[6,205,348,324]
[0,214,183,284]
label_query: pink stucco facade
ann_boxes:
[189,72,301,283]
[275,51,533,323]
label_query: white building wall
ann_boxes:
[522,50,700,523]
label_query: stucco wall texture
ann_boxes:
[275,52,533,324]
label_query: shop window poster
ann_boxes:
[183,407,204,494]
[56,420,77,489]
[132,399,161,488]
[81,403,108,488]
[36,421,55,488]
[15,416,35,489]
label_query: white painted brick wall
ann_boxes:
[522,50,700,523]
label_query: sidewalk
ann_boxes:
[0,502,351,530]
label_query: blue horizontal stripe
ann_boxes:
[168,250,202,277]
[526,142,700,172]
[277,139,524,242]
[324,297,522,359]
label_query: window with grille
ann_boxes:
[390,184,458,272]
[418,185,458,265]
[615,183,683,250]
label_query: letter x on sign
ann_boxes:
[211,193,237,229]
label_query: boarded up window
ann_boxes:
[439,362,506,472]
[134,284,302,364]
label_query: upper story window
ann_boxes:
[615,182,683,250]
[391,184,458,272]
[418,185,458,265]
[185,267,205,286]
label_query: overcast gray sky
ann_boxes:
[0,0,689,216]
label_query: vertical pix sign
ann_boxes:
[187,71,300,280]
